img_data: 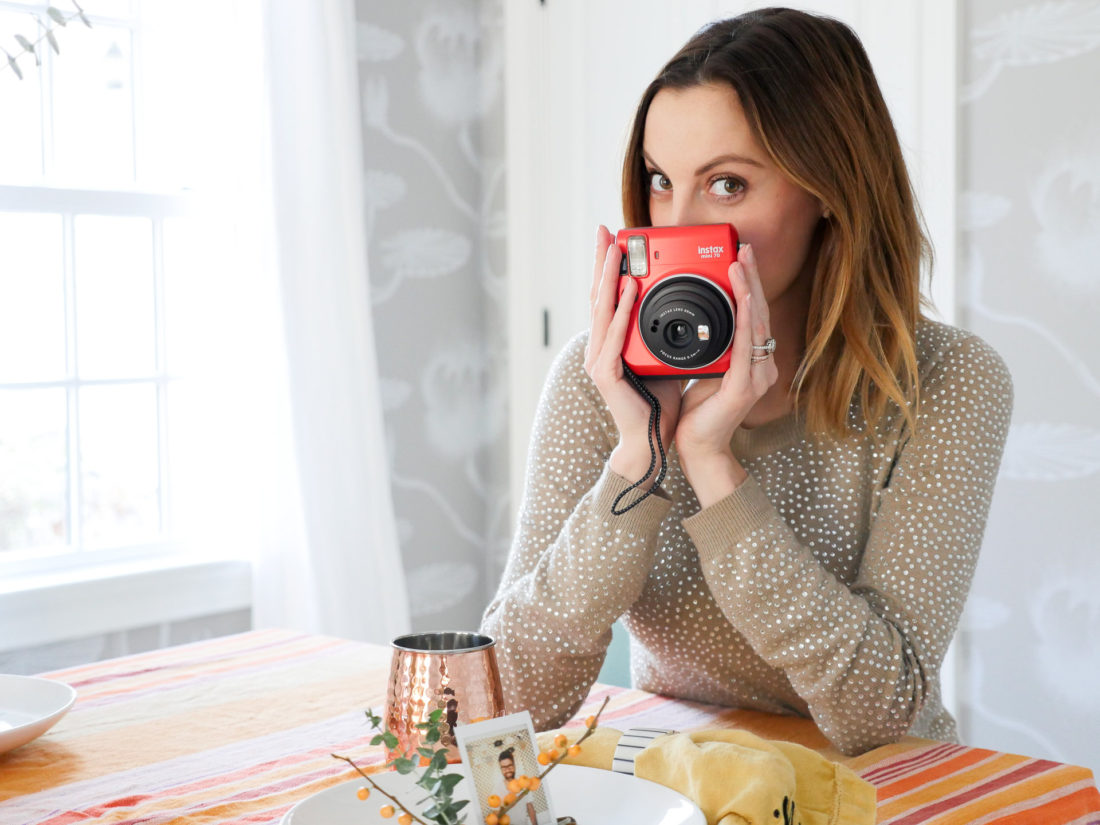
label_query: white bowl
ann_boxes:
[0,674,77,756]
[283,763,704,825]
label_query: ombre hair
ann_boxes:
[622,8,928,437]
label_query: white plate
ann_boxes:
[283,763,704,825]
[0,674,77,756]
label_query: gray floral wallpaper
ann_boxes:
[355,0,510,631]
[958,0,1100,774]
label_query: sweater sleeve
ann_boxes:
[683,333,1013,755]
[481,333,672,730]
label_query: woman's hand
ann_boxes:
[675,244,779,505]
[585,225,682,483]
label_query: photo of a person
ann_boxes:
[454,713,556,825]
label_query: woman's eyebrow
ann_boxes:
[642,150,765,175]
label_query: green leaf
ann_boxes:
[452,799,469,811]
[46,29,59,54]
[417,747,436,759]
[427,708,444,723]
[47,7,67,25]
[430,750,448,771]
[370,734,384,747]
[425,727,441,744]
[79,10,91,27]
[393,757,416,775]
[15,34,34,52]
[382,732,399,750]
[440,773,464,792]
[422,804,440,819]
[7,53,23,79]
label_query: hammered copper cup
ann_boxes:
[385,631,506,762]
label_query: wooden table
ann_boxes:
[1,629,1097,824]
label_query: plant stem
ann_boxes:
[494,696,612,819]
[2,8,84,77]
[331,753,432,825]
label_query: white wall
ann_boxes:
[956,0,1100,775]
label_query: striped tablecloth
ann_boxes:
[1,629,1096,824]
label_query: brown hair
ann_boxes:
[622,8,928,437]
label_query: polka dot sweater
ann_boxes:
[482,320,1013,756]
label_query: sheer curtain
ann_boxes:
[253,0,410,642]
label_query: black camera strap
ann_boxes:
[611,364,669,515]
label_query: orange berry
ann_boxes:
[357,787,370,801]
[485,815,499,825]
[585,715,597,728]
[503,792,517,805]
[487,794,501,808]
[500,816,510,825]
[398,815,413,825]
[537,751,551,766]
[507,778,522,794]
[553,734,568,749]
[568,745,582,757]
[548,748,560,761]
[379,805,395,818]
[528,776,541,791]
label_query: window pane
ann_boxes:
[0,213,66,381]
[74,215,156,378]
[0,389,68,552]
[0,11,45,183]
[52,24,134,185]
[79,383,160,546]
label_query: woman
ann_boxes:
[481,7,1012,756]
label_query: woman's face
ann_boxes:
[642,82,823,305]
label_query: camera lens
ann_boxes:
[637,274,734,370]
[665,320,692,347]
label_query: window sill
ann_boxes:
[0,557,252,653]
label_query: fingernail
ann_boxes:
[741,244,754,264]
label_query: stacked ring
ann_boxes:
[750,337,776,364]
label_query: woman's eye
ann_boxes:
[649,172,672,192]
[708,177,744,198]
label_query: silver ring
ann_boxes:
[751,337,776,355]
[750,354,771,364]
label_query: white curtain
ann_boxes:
[253,0,410,642]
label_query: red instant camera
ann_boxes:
[616,223,740,379]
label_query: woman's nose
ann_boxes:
[668,194,703,227]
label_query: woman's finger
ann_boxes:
[726,261,754,381]
[596,275,636,378]
[739,244,770,331]
[590,225,613,309]
[589,236,622,359]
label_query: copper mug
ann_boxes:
[385,631,506,761]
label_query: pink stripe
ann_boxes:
[71,641,352,713]
[888,759,1061,825]
[862,743,966,784]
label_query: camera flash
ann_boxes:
[627,235,648,277]
[697,324,711,341]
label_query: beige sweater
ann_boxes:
[482,321,1012,755]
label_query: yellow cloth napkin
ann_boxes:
[537,727,876,825]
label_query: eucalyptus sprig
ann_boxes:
[333,707,469,825]
[2,1,91,80]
